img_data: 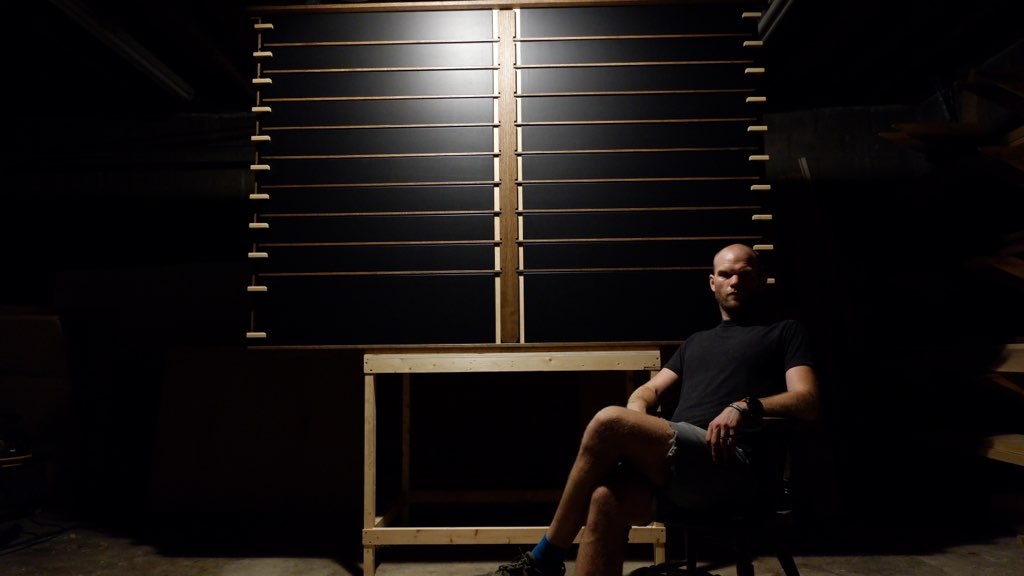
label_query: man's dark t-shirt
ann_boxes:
[663,318,814,429]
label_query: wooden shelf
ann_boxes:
[980,434,1024,467]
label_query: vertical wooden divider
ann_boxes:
[498,9,521,343]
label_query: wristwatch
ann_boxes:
[743,396,764,419]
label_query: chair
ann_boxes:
[634,417,803,576]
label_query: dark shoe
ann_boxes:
[493,551,565,576]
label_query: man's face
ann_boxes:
[709,251,763,317]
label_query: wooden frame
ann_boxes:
[362,346,665,576]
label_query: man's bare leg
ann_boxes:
[545,406,675,548]
[575,469,657,576]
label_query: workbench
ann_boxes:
[362,346,668,576]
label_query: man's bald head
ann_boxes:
[709,244,765,320]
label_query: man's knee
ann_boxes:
[589,483,650,527]
[591,405,631,430]
[582,406,628,447]
[588,484,622,521]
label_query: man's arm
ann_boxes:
[626,367,679,414]
[754,364,820,421]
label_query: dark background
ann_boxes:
[2,0,1022,563]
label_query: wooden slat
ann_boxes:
[253,0,766,15]
[996,343,1024,373]
[519,176,760,184]
[518,206,759,214]
[517,88,757,98]
[980,434,1024,467]
[520,235,759,244]
[362,524,665,545]
[365,349,661,373]
[263,122,498,131]
[261,179,499,190]
[262,151,498,160]
[263,94,499,103]
[264,65,498,74]
[517,117,759,126]
[521,147,758,154]
[516,60,755,69]
[266,38,498,47]
[516,33,752,42]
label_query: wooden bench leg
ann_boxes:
[363,545,376,576]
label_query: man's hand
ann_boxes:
[706,405,743,463]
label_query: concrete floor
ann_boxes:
[2,511,1022,576]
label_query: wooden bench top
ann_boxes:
[364,349,662,374]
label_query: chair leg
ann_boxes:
[734,524,754,576]
[773,514,800,576]
[684,528,697,573]
[668,522,799,576]
[776,551,800,576]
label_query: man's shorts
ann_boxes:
[660,420,755,512]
